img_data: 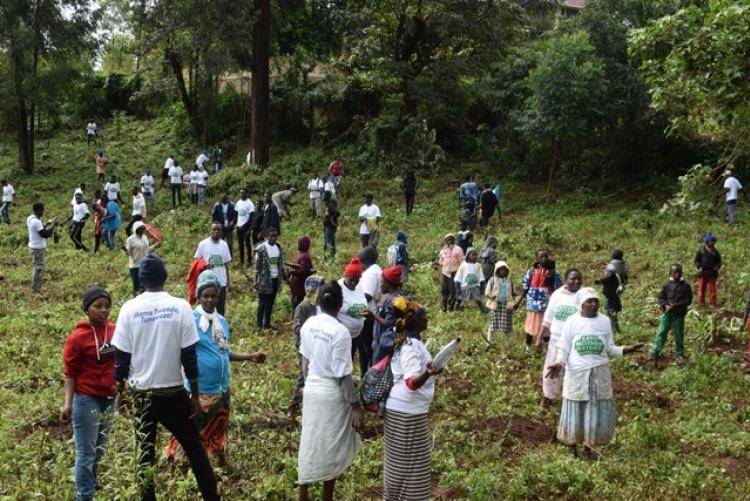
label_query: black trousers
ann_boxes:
[129,267,141,296]
[440,272,457,311]
[171,184,182,208]
[356,317,374,377]
[405,192,415,215]
[69,222,87,250]
[237,223,252,264]
[256,278,279,328]
[217,286,227,316]
[132,390,219,501]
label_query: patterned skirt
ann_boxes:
[557,377,616,447]
[165,392,230,464]
[383,410,432,501]
[487,302,513,334]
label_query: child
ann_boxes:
[514,249,563,353]
[694,234,721,307]
[456,220,473,254]
[461,201,477,231]
[485,261,515,347]
[650,264,692,362]
[595,248,629,334]
[478,235,499,282]
[454,248,487,313]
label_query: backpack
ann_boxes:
[386,243,399,267]
[360,354,394,413]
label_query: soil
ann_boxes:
[443,376,472,399]
[706,455,750,480]
[19,418,72,442]
[361,480,466,500]
[3,376,59,393]
[613,381,673,409]
[468,415,554,447]
[714,310,743,321]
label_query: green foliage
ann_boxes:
[660,163,718,216]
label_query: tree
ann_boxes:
[251,0,271,166]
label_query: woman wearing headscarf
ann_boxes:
[484,261,515,347]
[338,256,369,368]
[298,281,363,501]
[61,288,116,501]
[477,236,498,283]
[288,235,314,313]
[166,270,266,466]
[370,265,405,364]
[123,221,160,296]
[546,288,643,456]
[383,296,442,500]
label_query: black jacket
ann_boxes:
[211,201,237,231]
[262,203,281,235]
[694,247,722,278]
[658,279,693,317]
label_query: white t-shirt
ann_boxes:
[112,291,200,390]
[543,288,579,340]
[189,170,200,185]
[27,215,46,249]
[299,312,353,379]
[308,179,323,198]
[132,194,146,217]
[72,201,90,223]
[195,237,232,286]
[140,175,155,194]
[264,242,280,278]
[360,264,383,311]
[169,165,184,184]
[358,204,381,234]
[2,184,15,203]
[555,313,623,374]
[236,199,255,227]
[724,176,743,201]
[197,170,209,186]
[455,261,484,289]
[324,180,336,195]
[104,182,120,201]
[164,157,174,171]
[337,278,367,338]
[386,339,435,414]
[86,123,96,134]
[196,153,209,169]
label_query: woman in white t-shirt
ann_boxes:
[298,281,363,501]
[383,296,442,500]
[196,166,209,208]
[546,288,642,456]
[337,256,368,366]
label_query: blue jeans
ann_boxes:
[104,229,117,250]
[1,201,10,224]
[324,226,336,256]
[72,394,114,501]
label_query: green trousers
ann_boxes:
[651,313,685,356]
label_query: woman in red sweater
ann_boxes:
[61,288,117,501]
[289,235,314,313]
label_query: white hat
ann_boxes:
[723,169,733,177]
[133,221,146,234]
[576,287,599,306]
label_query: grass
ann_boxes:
[1,116,750,499]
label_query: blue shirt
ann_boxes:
[189,310,232,394]
[102,201,121,231]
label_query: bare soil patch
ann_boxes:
[706,455,750,480]
[468,415,554,447]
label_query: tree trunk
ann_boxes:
[167,48,199,135]
[251,0,271,167]
[545,137,559,205]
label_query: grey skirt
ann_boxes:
[557,374,616,447]
[459,285,481,302]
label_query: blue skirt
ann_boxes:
[557,376,616,447]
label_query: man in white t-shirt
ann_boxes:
[71,183,86,206]
[1,179,15,224]
[196,149,210,170]
[235,188,255,266]
[254,227,288,329]
[68,192,90,251]
[112,254,219,501]
[161,155,174,188]
[307,174,324,218]
[140,169,155,208]
[358,193,381,248]
[194,222,232,315]
[27,202,59,293]
[722,169,744,225]
[104,175,121,202]
[86,122,97,145]
[168,161,184,208]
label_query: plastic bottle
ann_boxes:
[432,338,461,370]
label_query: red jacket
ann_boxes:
[187,258,209,304]
[63,320,116,397]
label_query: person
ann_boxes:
[261,191,281,237]
[189,165,201,205]
[387,230,409,284]
[112,254,220,501]
[251,197,265,244]
[196,165,209,208]
[358,193,381,248]
[514,249,563,353]
[196,149,210,171]
[337,256,369,373]
[210,194,237,257]
[71,183,86,206]
[211,145,224,173]
[61,288,116,501]
[298,281,362,501]
[478,235,498,282]
[479,183,498,228]
[125,186,147,237]
[358,245,381,377]
[194,222,232,315]
[438,233,465,312]
[546,288,643,456]
[168,160,184,208]
[140,169,155,208]
[454,247,487,313]
[323,191,339,257]
[86,122,97,145]
[68,192,90,251]
[649,264,693,362]
[324,176,337,202]
[235,188,255,266]
[289,236,314,313]
[461,201,478,232]
[165,270,266,466]
[272,187,298,219]
[370,265,405,364]
[254,227,288,330]
[694,234,721,307]
[161,155,174,189]
[402,171,417,216]
[307,173,324,218]
[91,190,107,253]
[104,175,121,203]
[383,297,441,500]
[289,276,325,415]
[2,179,15,224]
[101,199,121,251]
[484,261,516,348]
[329,155,344,189]
[456,221,473,253]
[722,169,744,225]
[539,269,583,405]
[27,203,59,294]
[594,249,629,334]
[124,221,159,296]
[459,175,478,207]
[94,149,107,183]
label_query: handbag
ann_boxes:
[360,354,393,413]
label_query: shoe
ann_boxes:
[676,354,688,362]
[524,345,531,354]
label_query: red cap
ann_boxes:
[382,265,402,286]
[344,256,363,278]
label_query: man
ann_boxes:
[112,254,219,501]
[272,187,298,219]
[1,179,15,224]
[358,193,381,248]
[322,191,339,257]
[212,145,224,173]
[194,222,232,315]
[86,121,97,145]
[254,227,288,330]
[161,155,174,188]
[210,194,238,256]
[104,175,121,203]
[140,169,155,208]
[235,188,255,266]
[723,169,744,225]
[126,187,147,236]
[307,173,324,218]
[71,183,86,206]
[262,192,281,236]
[27,202,59,294]
[68,192,90,251]
[168,160,184,208]
[196,149,210,171]
[459,175,478,208]
[479,183,498,228]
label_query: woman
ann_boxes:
[383,296,442,500]
[166,270,266,466]
[101,199,121,251]
[298,281,363,501]
[61,288,116,501]
[539,269,582,405]
[91,189,106,253]
[546,288,642,456]
[478,235,498,283]
[289,235,313,313]
[337,256,368,369]
[514,249,562,353]
[123,221,160,296]
[438,233,464,312]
